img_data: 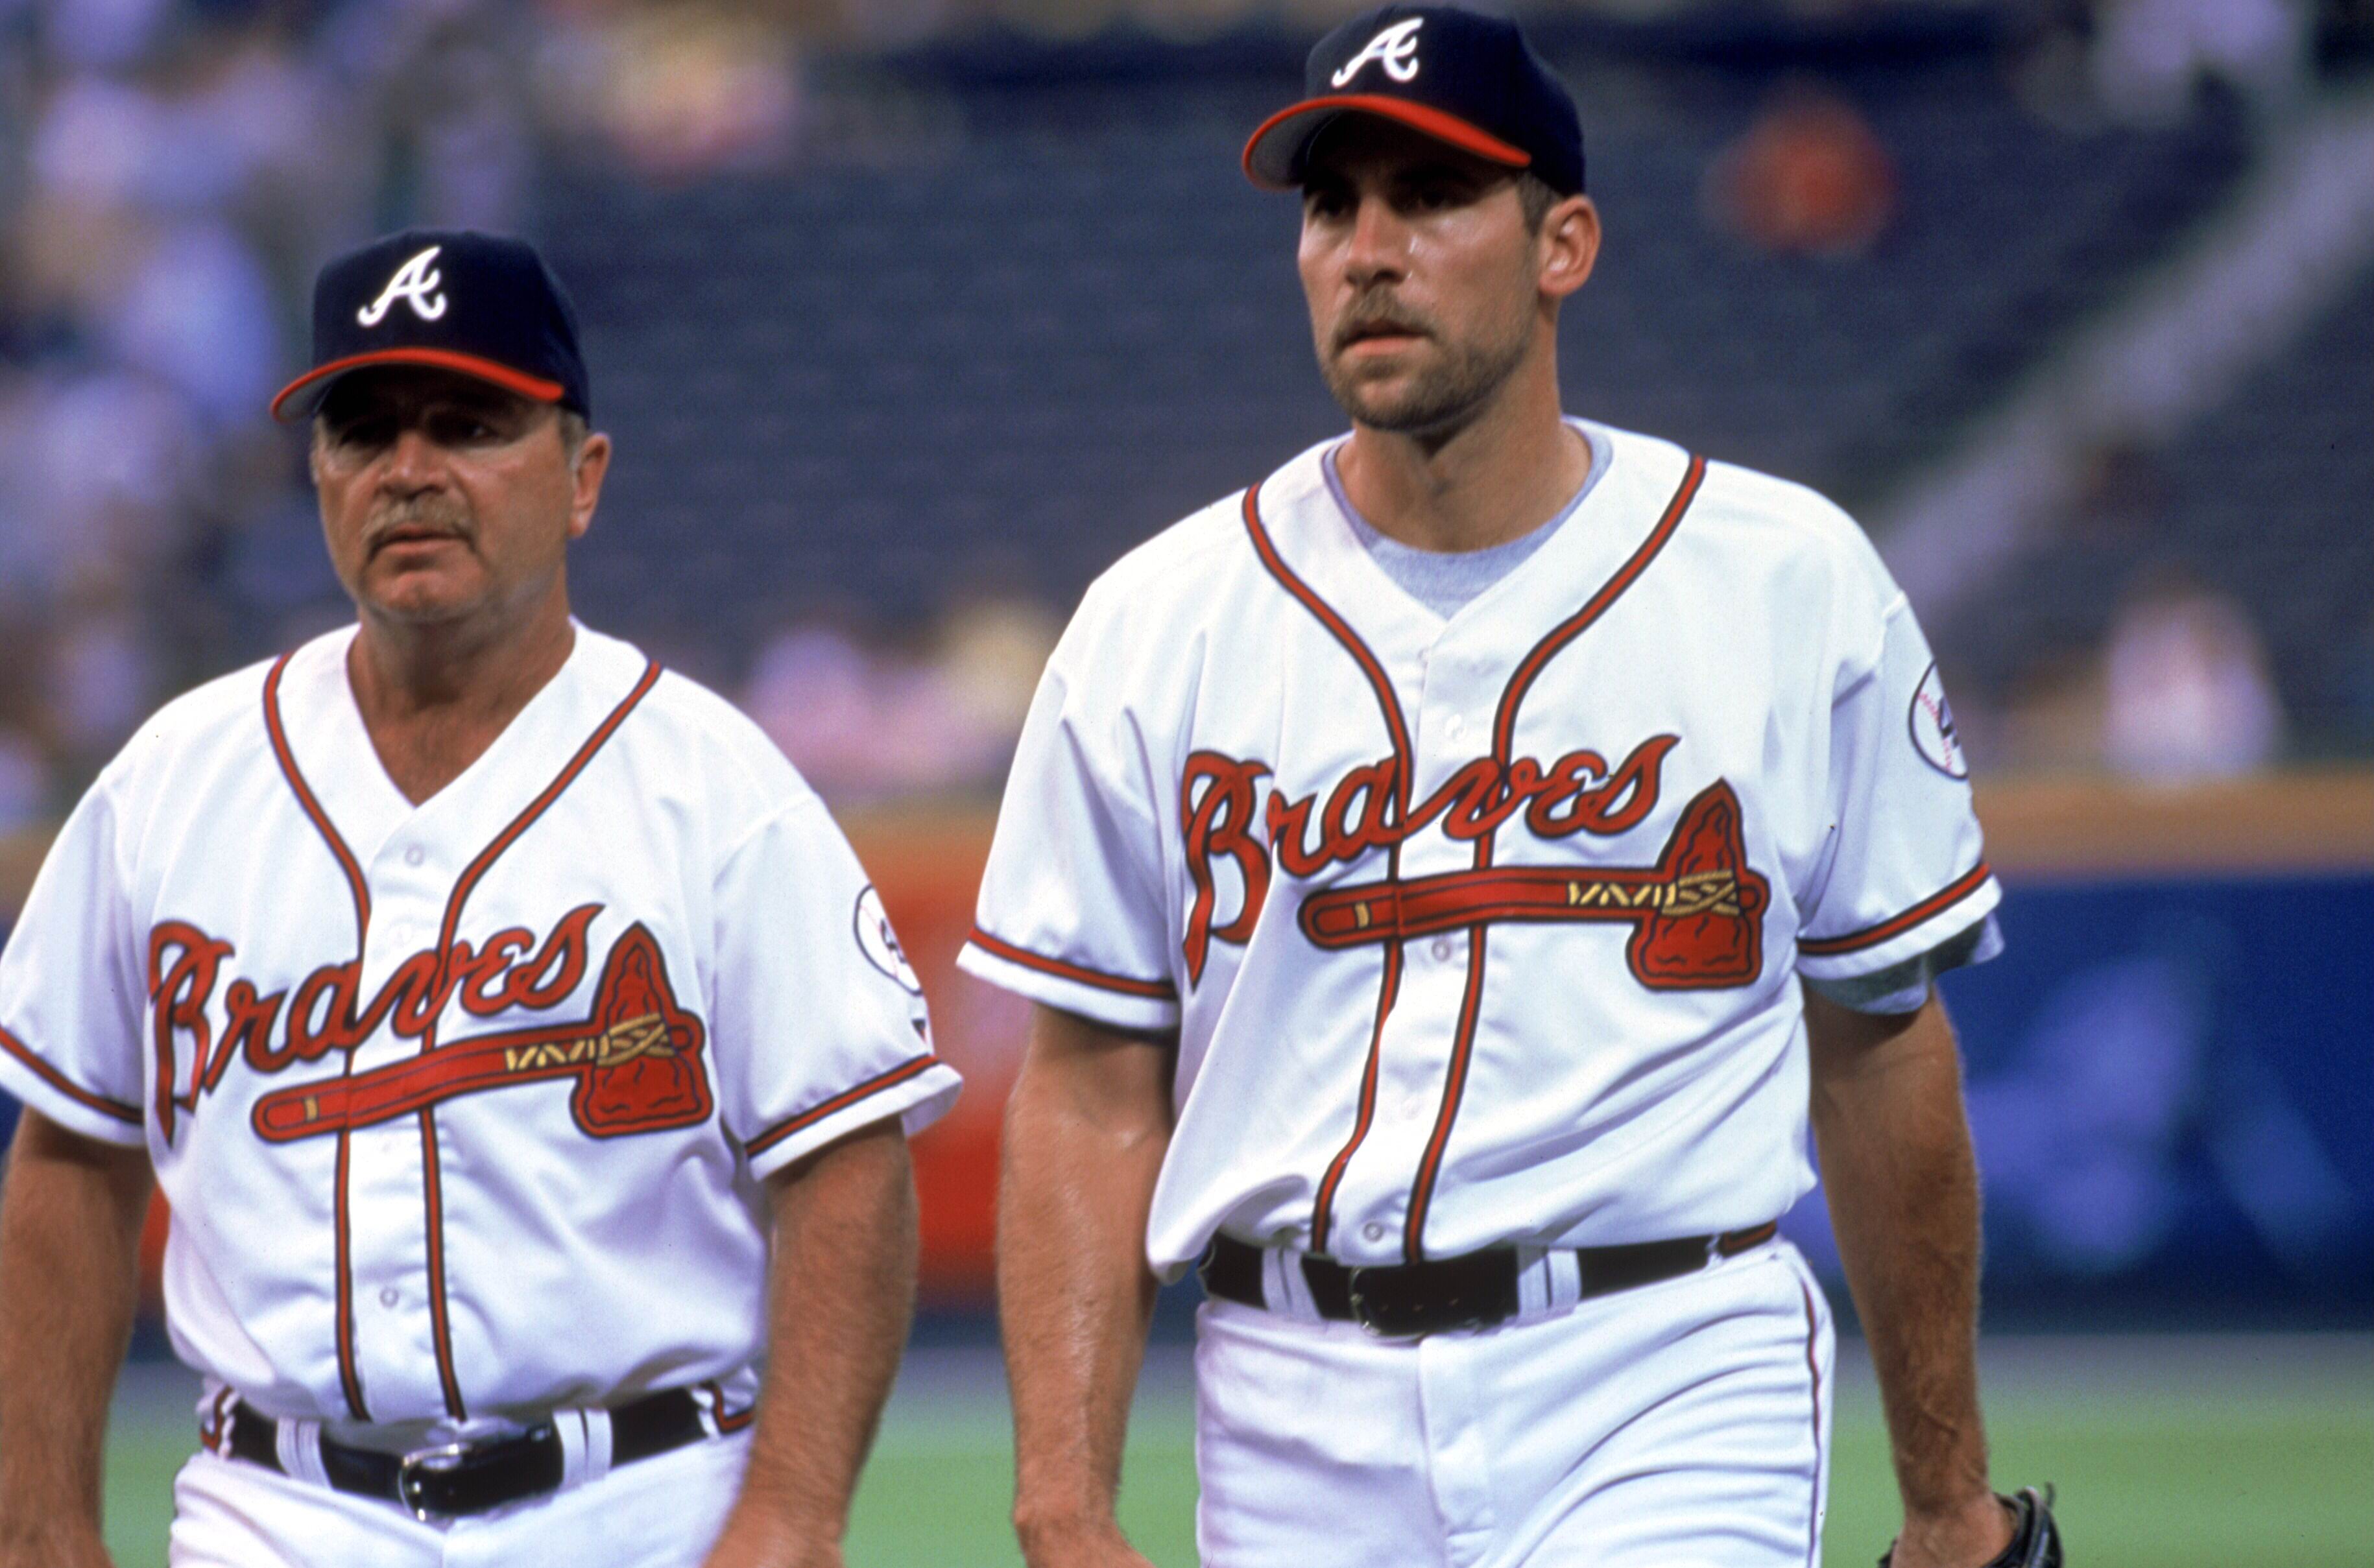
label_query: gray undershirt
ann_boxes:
[1325,427,1612,620]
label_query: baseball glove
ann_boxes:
[1880,1486,2061,1568]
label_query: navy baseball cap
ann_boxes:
[1243,5,1585,196]
[270,229,592,422]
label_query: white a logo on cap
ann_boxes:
[1332,17,1424,87]
[357,245,448,327]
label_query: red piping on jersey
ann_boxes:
[1240,479,1415,1257]
[743,1053,943,1161]
[1797,1274,1826,1568]
[198,1386,235,1453]
[0,1026,142,1126]
[1796,861,1991,957]
[414,654,663,1421]
[263,654,372,938]
[1403,453,1707,1261]
[966,927,1177,1001]
[262,650,373,1421]
[704,1379,758,1433]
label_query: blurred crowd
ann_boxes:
[0,0,2362,832]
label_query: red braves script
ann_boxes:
[1180,733,1770,989]
[145,907,713,1142]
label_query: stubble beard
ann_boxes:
[1318,296,1535,439]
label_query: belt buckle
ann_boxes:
[1343,1256,1515,1338]
[396,1439,474,1523]
[1341,1265,1415,1338]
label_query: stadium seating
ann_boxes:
[536,49,2253,665]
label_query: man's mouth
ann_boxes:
[1337,318,1428,351]
[370,523,468,554]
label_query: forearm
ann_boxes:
[0,1113,153,1560]
[996,1008,1171,1558]
[1805,992,1994,1523]
[710,1120,918,1565]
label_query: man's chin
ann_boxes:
[1329,379,1480,437]
[358,573,487,627]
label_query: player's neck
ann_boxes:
[1338,367,1589,555]
[347,587,578,804]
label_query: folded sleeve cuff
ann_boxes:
[1802,912,2002,1014]
[1795,864,2002,982]
[0,1027,147,1148]
[957,929,1182,1035]
[741,1055,963,1181]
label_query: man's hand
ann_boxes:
[698,1120,918,1568]
[1013,1514,1158,1568]
[997,1004,1174,1568]
[1886,1493,2019,1568]
[0,1111,152,1568]
[1803,988,2014,1568]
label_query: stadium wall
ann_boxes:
[3,772,2369,1327]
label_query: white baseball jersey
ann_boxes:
[960,419,1997,1274]
[0,623,961,1427]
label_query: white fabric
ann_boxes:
[0,623,960,1425]
[1193,1241,1835,1568]
[961,420,1998,1274]
[169,1431,747,1566]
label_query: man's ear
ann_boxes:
[1540,195,1600,301]
[567,432,613,542]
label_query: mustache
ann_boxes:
[1332,300,1435,353]
[363,497,472,551]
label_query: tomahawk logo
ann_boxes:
[357,244,448,326]
[1332,17,1424,86]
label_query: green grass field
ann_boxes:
[101,1336,2370,1566]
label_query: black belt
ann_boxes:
[224,1386,715,1520]
[1199,1222,1780,1338]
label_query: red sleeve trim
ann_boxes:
[744,1054,946,1160]
[1797,862,1993,958]
[0,1027,142,1126]
[965,927,1179,1002]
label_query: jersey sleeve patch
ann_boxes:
[957,929,1183,1034]
[0,1025,146,1144]
[1908,662,1968,779]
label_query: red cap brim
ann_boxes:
[269,348,567,423]
[1242,95,1532,190]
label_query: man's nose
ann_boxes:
[379,426,450,492]
[1343,193,1410,284]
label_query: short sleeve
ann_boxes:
[957,642,1182,1033]
[1793,593,2002,986]
[710,800,961,1180]
[0,780,150,1146]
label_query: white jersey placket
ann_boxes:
[1260,451,1710,1265]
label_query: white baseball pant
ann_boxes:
[1192,1239,1834,1568]
[168,1427,749,1567]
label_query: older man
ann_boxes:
[0,230,959,1567]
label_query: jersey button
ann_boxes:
[403,845,426,867]
[1361,1223,1387,1243]
[1443,714,1466,741]
[1430,937,1454,961]
[379,1287,400,1308]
